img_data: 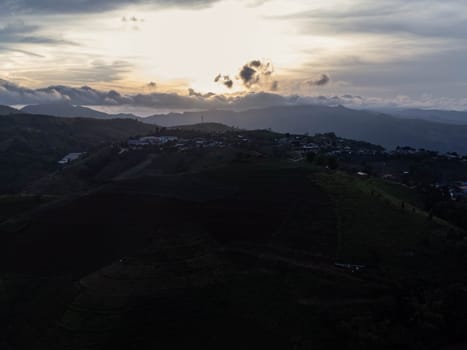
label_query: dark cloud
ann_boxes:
[238,60,274,89]
[239,65,258,87]
[1,0,221,15]
[2,79,463,111]
[307,74,330,87]
[249,60,262,68]
[214,74,234,89]
[188,88,216,98]
[224,77,233,89]
[0,79,298,110]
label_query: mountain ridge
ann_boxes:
[20,103,141,120]
[143,105,467,154]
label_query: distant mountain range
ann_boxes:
[375,108,467,125]
[20,103,140,120]
[144,105,467,154]
[2,103,467,154]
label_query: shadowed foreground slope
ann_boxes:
[2,161,467,349]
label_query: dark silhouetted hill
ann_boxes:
[0,114,156,193]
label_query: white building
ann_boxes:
[58,152,85,165]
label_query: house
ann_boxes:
[58,152,85,165]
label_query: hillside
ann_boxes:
[0,114,156,192]
[2,120,467,349]
[1,159,467,349]
[143,105,467,154]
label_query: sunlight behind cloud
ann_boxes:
[1,0,467,104]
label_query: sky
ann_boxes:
[1,0,467,112]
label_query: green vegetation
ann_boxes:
[315,171,463,278]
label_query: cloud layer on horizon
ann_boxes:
[1,0,467,107]
[2,79,467,112]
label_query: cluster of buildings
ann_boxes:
[276,134,381,157]
[126,135,228,152]
[127,136,179,147]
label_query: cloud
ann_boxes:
[214,74,234,89]
[0,47,44,57]
[307,74,330,87]
[215,60,276,91]
[274,1,467,39]
[0,78,293,109]
[0,0,221,14]
[223,78,233,89]
[239,64,258,87]
[18,60,133,85]
[0,20,76,46]
[0,80,130,105]
[2,79,467,111]
[188,88,215,98]
[238,59,275,89]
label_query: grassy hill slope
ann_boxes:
[1,161,467,349]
